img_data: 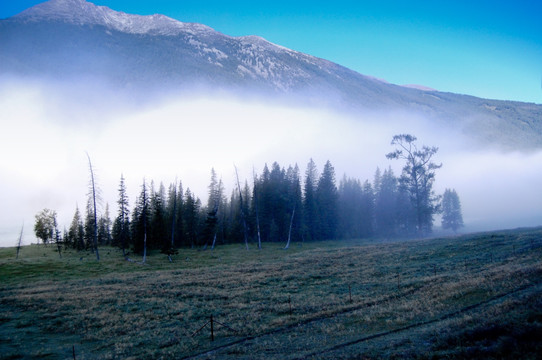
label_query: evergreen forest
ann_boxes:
[34,135,464,257]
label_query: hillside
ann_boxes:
[1,0,541,149]
[1,228,541,358]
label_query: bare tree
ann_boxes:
[86,152,100,261]
[284,204,296,250]
[253,168,262,250]
[15,223,23,259]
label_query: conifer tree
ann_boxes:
[132,179,149,261]
[338,176,363,239]
[183,188,200,248]
[113,175,130,257]
[360,180,375,237]
[441,188,464,233]
[98,204,112,246]
[303,159,319,241]
[150,182,167,250]
[286,164,303,245]
[374,167,399,237]
[69,205,85,250]
[316,160,338,240]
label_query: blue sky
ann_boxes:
[2,0,541,103]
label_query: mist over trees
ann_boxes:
[441,188,464,233]
[386,134,442,236]
[38,135,464,255]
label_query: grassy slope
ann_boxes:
[1,228,541,359]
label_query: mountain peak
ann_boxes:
[13,0,213,36]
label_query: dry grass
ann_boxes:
[1,228,541,359]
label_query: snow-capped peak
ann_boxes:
[13,0,213,36]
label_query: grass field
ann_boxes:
[1,228,541,359]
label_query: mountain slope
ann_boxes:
[1,0,541,149]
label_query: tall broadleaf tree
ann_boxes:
[34,208,56,246]
[386,134,442,236]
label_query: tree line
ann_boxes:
[34,135,464,258]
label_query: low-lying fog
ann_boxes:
[1,78,541,247]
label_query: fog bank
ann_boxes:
[1,80,540,246]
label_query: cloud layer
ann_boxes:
[1,79,540,246]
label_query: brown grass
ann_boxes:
[1,228,541,359]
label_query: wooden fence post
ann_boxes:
[210,314,214,342]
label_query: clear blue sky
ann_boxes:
[2,0,541,103]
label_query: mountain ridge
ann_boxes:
[1,0,541,149]
[12,0,214,36]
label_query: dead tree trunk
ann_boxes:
[253,168,262,250]
[86,153,100,261]
[15,223,23,259]
[142,231,147,264]
[234,165,249,250]
[211,232,217,251]
[284,204,296,250]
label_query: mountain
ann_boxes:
[1,0,541,149]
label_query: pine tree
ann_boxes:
[360,180,375,237]
[98,203,112,246]
[441,188,464,233]
[132,179,149,261]
[303,159,319,241]
[84,198,96,250]
[113,175,130,257]
[374,167,399,237]
[69,205,85,250]
[183,188,200,248]
[205,169,222,249]
[286,164,303,245]
[316,160,338,240]
[53,215,62,258]
[150,182,167,250]
[338,176,363,239]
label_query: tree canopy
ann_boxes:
[41,135,461,255]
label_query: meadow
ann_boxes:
[1,228,541,359]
